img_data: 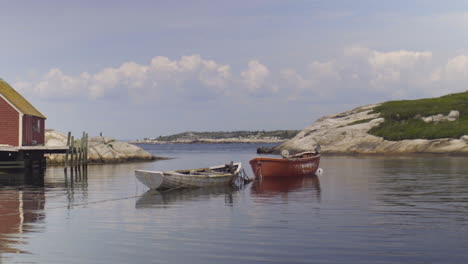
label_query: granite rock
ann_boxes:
[274,105,468,155]
[45,130,157,164]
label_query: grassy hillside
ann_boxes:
[369,91,468,140]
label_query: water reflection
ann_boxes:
[251,175,321,198]
[136,185,242,209]
[0,170,47,256]
[0,187,45,255]
[45,167,89,211]
[0,168,90,258]
[0,171,44,187]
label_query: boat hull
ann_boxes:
[159,172,238,189]
[249,155,320,178]
[135,162,242,190]
[135,170,164,190]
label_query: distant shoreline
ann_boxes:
[130,138,286,144]
[132,130,299,145]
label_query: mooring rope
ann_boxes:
[233,168,251,187]
[0,170,251,218]
[0,188,182,218]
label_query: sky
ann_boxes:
[3,0,468,139]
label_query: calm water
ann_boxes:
[1,143,468,263]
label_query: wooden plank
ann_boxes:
[1,146,68,153]
[0,146,19,152]
[0,161,25,165]
[0,161,25,169]
[0,166,24,169]
[18,146,69,151]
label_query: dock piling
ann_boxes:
[64,132,88,174]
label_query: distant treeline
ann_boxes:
[145,130,300,141]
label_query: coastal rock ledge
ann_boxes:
[45,130,159,165]
[272,104,468,155]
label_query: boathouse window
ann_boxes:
[33,119,41,132]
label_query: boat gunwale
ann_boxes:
[135,162,242,179]
[249,155,320,163]
[163,171,238,178]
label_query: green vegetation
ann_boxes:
[369,91,468,140]
[146,130,300,142]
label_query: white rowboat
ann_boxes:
[135,162,242,190]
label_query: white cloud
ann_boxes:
[34,68,89,97]
[14,55,283,103]
[432,55,468,81]
[429,55,468,95]
[278,47,438,100]
[369,50,432,68]
[368,50,432,90]
[13,48,468,105]
[240,60,272,93]
[308,61,338,79]
[281,68,314,90]
[15,55,235,102]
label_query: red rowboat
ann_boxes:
[249,151,320,178]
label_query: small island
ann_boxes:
[133,130,300,144]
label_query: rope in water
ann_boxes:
[0,187,185,218]
[0,167,252,218]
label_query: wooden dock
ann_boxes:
[0,132,88,177]
[0,146,67,171]
[0,145,69,153]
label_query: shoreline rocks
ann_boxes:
[270,104,468,155]
[46,130,162,165]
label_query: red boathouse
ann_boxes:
[0,79,46,147]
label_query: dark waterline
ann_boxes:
[1,143,468,263]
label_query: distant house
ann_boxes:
[0,79,46,146]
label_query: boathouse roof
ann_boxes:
[0,79,46,119]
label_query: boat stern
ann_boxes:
[135,170,164,190]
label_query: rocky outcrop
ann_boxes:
[45,130,159,165]
[271,104,468,155]
[419,110,459,123]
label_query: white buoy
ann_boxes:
[316,168,324,175]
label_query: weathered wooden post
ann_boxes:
[61,131,88,180]
[74,136,78,170]
[64,132,71,171]
[84,132,88,165]
[64,167,68,185]
[81,131,86,166]
[74,143,79,174]
[70,136,75,170]
[76,142,80,168]
[77,159,81,180]
[24,154,31,176]
[77,140,81,167]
